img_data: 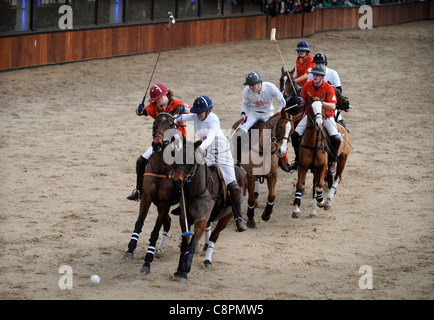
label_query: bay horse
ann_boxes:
[123,108,182,276]
[166,142,247,283]
[231,108,292,228]
[292,93,351,218]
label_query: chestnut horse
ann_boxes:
[170,142,247,283]
[123,109,182,275]
[292,93,351,218]
[231,109,292,228]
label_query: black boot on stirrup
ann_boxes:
[127,156,147,201]
[227,181,247,232]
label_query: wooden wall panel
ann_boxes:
[0,2,431,71]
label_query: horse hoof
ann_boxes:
[317,201,324,208]
[246,218,256,228]
[173,272,187,284]
[123,252,134,260]
[204,260,213,270]
[261,212,270,222]
[292,212,300,219]
[309,212,317,218]
[324,199,331,210]
[140,265,151,275]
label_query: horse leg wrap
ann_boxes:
[247,204,255,220]
[204,241,215,263]
[204,226,211,247]
[158,231,168,252]
[315,187,324,204]
[144,246,155,264]
[293,189,303,206]
[127,232,140,252]
[264,201,274,216]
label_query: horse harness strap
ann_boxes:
[144,172,175,179]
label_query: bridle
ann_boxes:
[152,112,176,146]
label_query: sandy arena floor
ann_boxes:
[0,20,433,300]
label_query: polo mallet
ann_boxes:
[180,182,191,237]
[228,118,244,141]
[270,28,297,96]
[141,12,176,106]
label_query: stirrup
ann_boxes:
[127,189,140,201]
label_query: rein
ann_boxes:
[251,115,291,157]
[300,103,328,159]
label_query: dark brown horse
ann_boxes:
[123,109,181,276]
[279,67,304,121]
[231,109,292,228]
[168,142,247,283]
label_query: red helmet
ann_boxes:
[148,83,168,102]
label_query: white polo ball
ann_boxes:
[90,274,100,284]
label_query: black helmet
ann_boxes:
[191,96,213,113]
[312,53,327,66]
[244,72,262,85]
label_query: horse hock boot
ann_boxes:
[227,181,247,232]
[127,156,147,201]
[328,135,341,175]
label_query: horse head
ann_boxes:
[307,92,326,131]
[279,67,304,117]
[152,108,179,153]
[336,94,352,112]
[269,108,292,158]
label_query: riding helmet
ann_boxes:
[310,65,326,76]
[191,96,213,113]
[148,83,168,102]
[295,41,310,52]
[312,53,327,65]
[244,71,262,85]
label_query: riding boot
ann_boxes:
[227,181,247,232]
[328,135,341,175]
[127,156,147,201]
[288,131,301,171]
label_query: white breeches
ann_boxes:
[142,146,153,159]
[239,110,274,133]
[204,141,236,185]
[295,115,339,137]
